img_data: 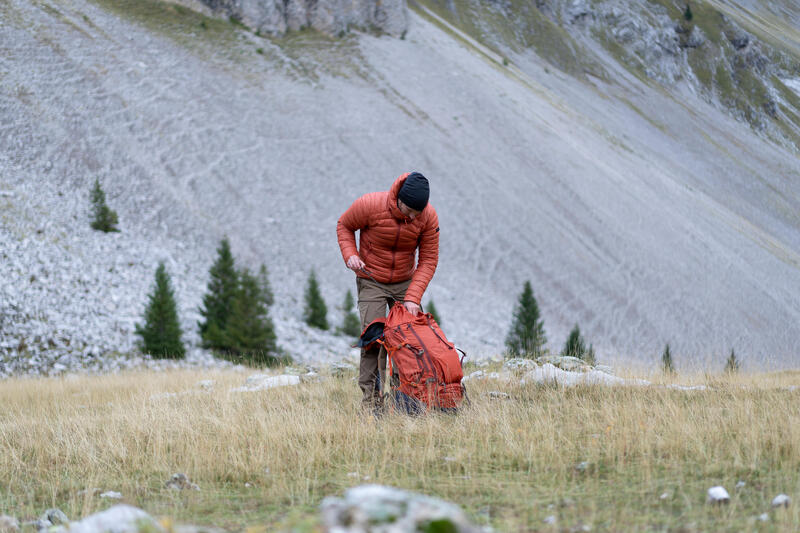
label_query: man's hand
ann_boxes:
[404,301,421,316]
[346,255,365,271]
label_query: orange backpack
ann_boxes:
[378,302,466,414]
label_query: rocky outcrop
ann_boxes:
[199,0,409,37]
[320,485,481,532]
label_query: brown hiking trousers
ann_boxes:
[356,276,412,409]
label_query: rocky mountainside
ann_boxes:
[1,0,799,376]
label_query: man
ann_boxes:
[337,171,440,410]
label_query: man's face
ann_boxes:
[397,199,422,220]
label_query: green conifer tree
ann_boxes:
[339,290,361,337]
[505,280,547,358]
[684,3,693,21]
[89,178,119,233]
[426,299,442,326]
[135,262,185,359]
[585,343,596,366]
[198,238,239,350]
[661,343,675,374]
[562,324,587,359]
[257,264,274,307]
[222,268,278,366]
[304,269,329,330]
[724,348,740,373]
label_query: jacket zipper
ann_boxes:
[388,220,402,283]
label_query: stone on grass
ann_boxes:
[543,515,557,525]
[320,484,480,532]
[771,494,790,508]
[707,486,730,504]
[49,505,162,533]
[40,510,68,526]
[196,380,214,390]
[233,374,301,392]
[0,516,19,533]
[758,513,769,522]
[502,358,538,371]
[488,391,510,400]
[735,480,746,490]
[165,473,200,491]
[100,491,122,499]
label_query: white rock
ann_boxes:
[40,509,68,526]
[543,515,557,524]
[735,480,746,489]
[771,494,790,508]
[233,374,300,392]
[197,380,214,390]
[659,492,670,500]
[49,505,162,533]
[488,391,510,400]
[707,486,730,504]
[100,491,122,499]
[320,484,480,532]
[0,515,19,532]
[758,512,769,522]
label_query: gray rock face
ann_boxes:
[199,0,409,37]
[320,484,481,532]
[49,505,162,533]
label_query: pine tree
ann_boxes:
[89,178,119,233]
[505,281,547,358]
[304,270,329,330]
[198,238,239,350]
[222,268,278,366]
[426,299,442,326]
[562,324,587,359]
[725,348,740,373]
[339,290,361,337]
[585,344,596,366]
[135,262,185,359]
[257,264,274,307]
[661,343,675,374]
[684,3,693,22]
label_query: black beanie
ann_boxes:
[397,172,429,211]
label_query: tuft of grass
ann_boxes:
[0,368,799,530]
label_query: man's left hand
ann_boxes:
[404,301,421,316]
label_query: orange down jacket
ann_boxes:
[337,173,440,304]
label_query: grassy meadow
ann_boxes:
[1,366,799,532]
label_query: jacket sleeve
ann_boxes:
[337,194,371,263]
[405,207,439,304]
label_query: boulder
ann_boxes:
[536,355,590,372]
[233,374,301,392]
[502,358,538,371]
[320,484,481,532]
[39,510,68,526]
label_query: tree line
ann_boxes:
[92,179,744,371]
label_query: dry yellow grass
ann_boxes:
[1,366,799,531]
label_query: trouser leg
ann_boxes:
[356,277,413,409]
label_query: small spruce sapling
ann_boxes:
[135,262,185,359]
[339,290,361,337]
[89,178,119,232]
[223,267,278,366]
[198,238,238,350]
[661,343,675,374]
[724,348,740,373]
[426,299,442,326]
[304,270,329,330]
[505,280,547,358]
[562,324,587,360]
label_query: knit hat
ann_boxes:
[397,172,429,211]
